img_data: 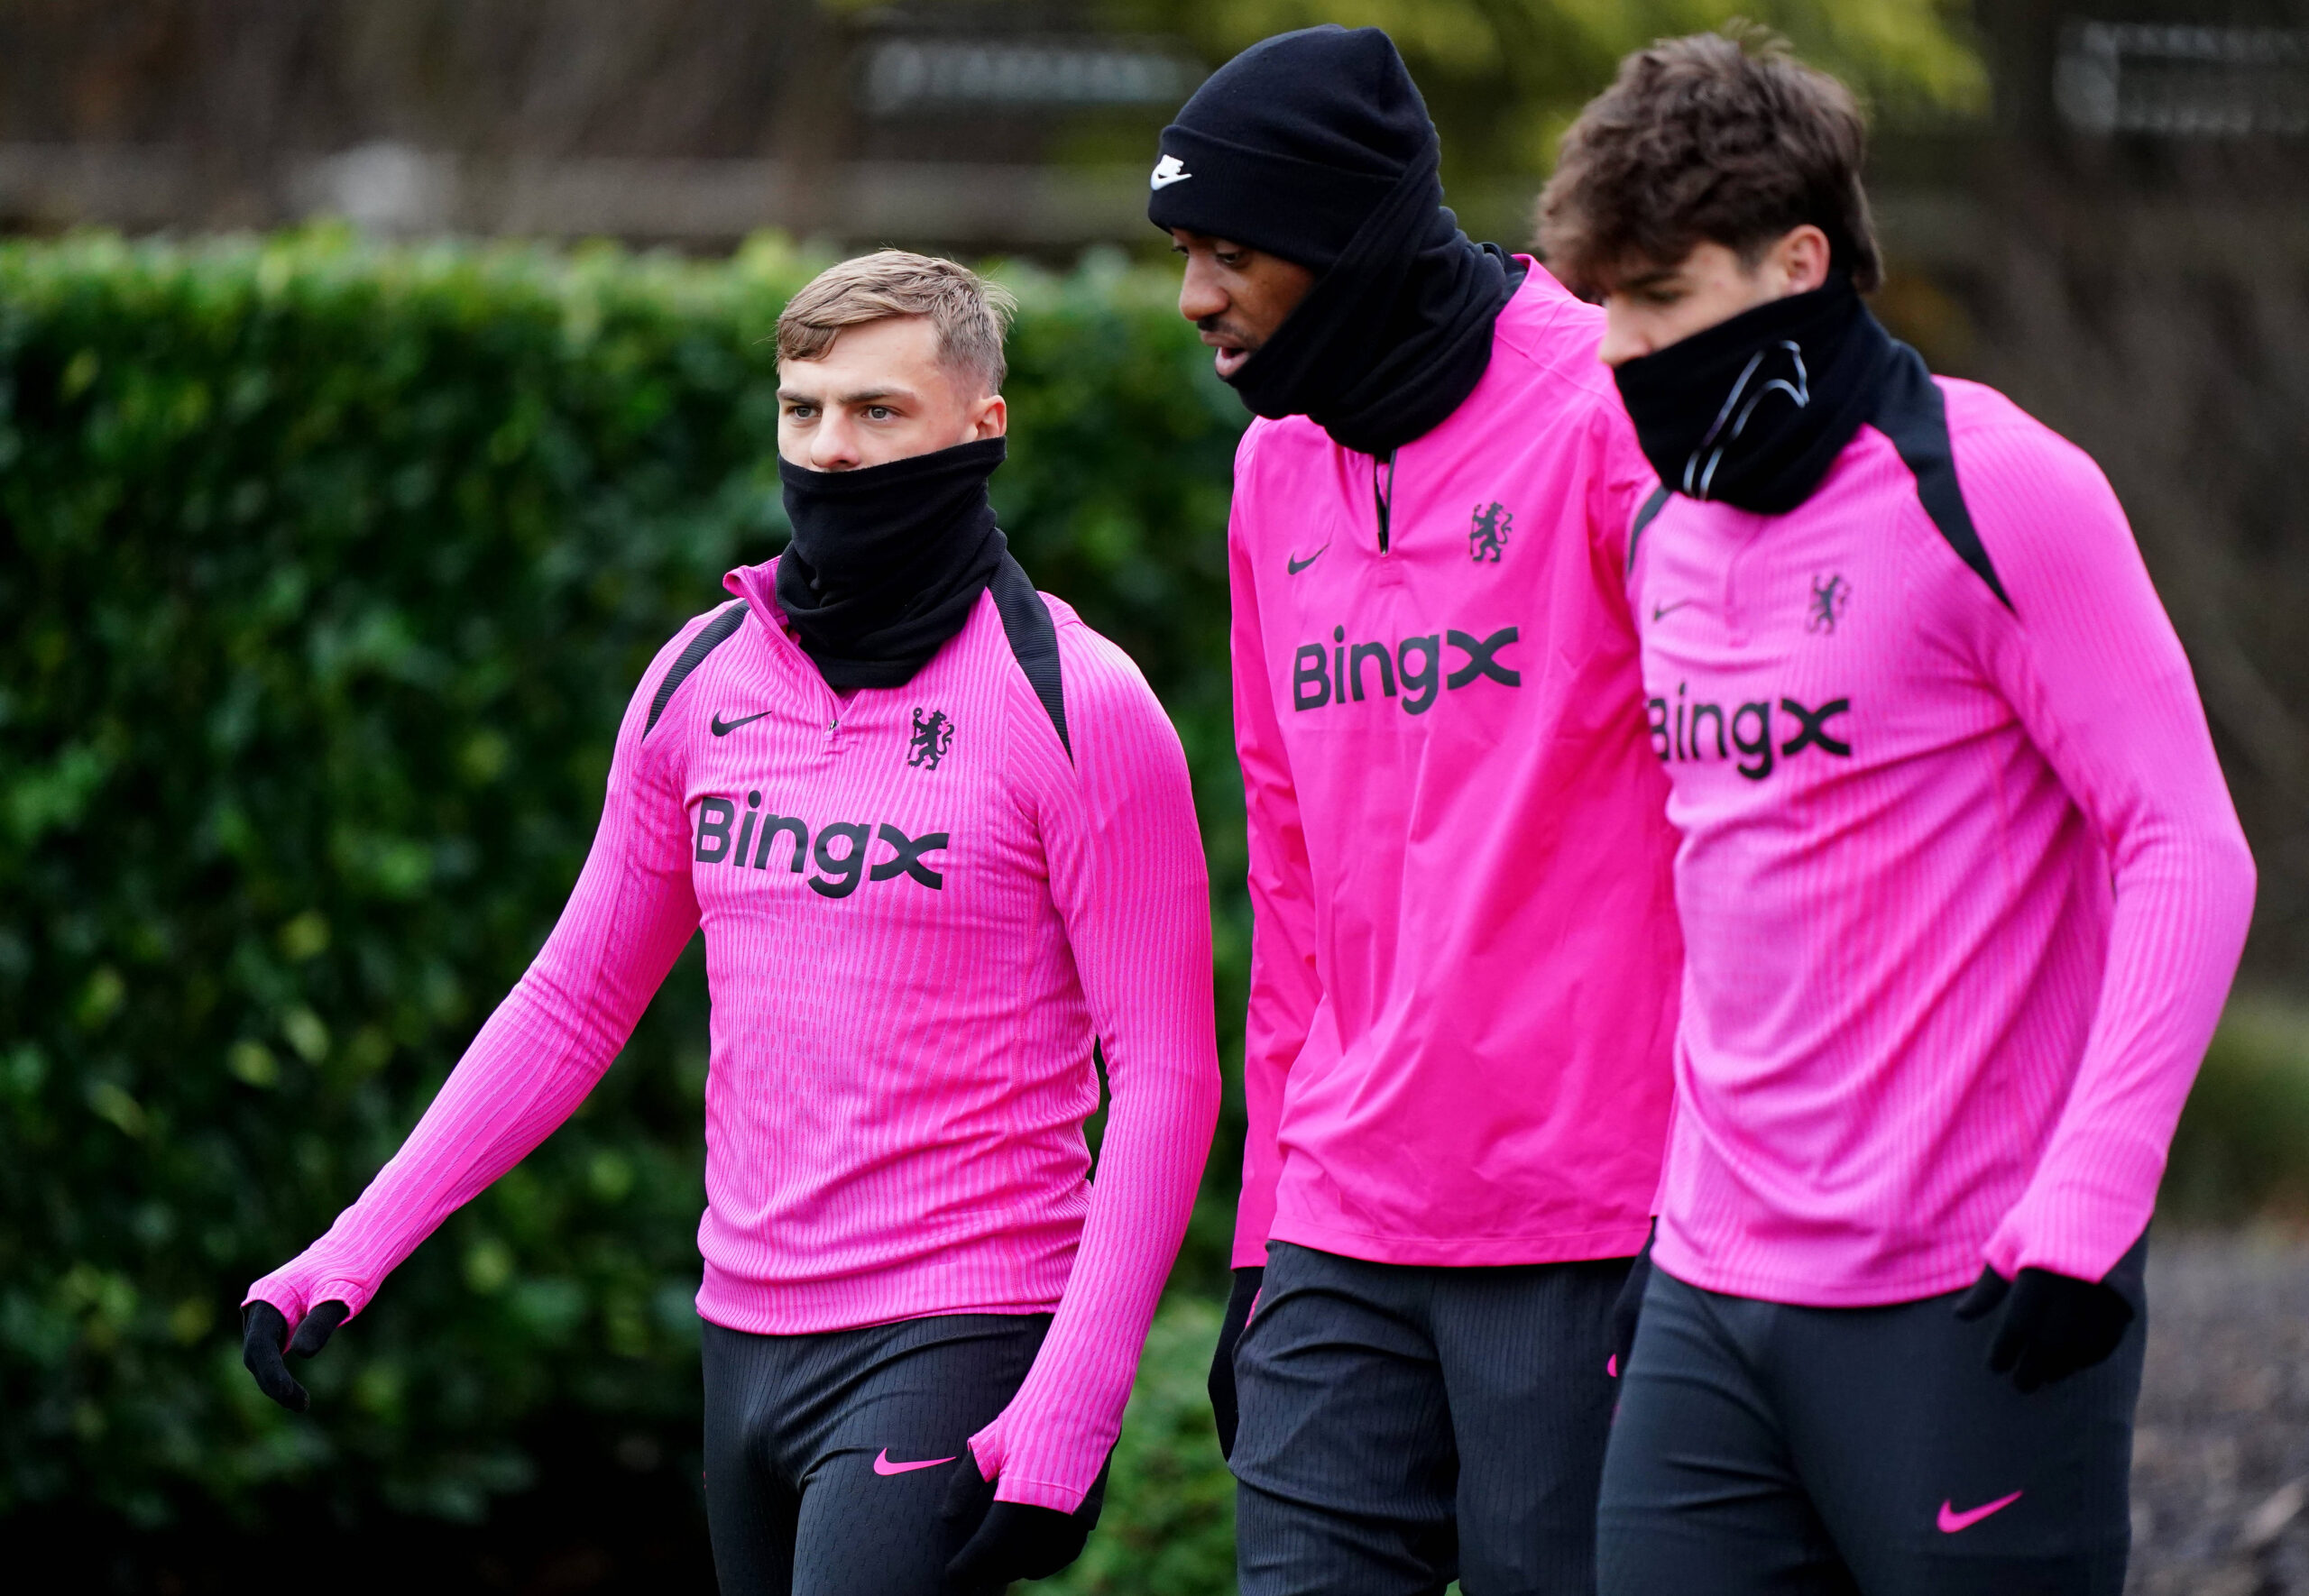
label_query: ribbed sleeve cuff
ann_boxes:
[968,1410,1112,1516]
[1983,1134,2166,1282]
[991,1472,1088,1514]
[243,1270,373,1334]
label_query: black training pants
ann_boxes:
[1597,1261,2146,1596]
[701,1311,1065,1596]
[1231,1240,1633,1596]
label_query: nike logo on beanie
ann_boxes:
[1145,27,1440,285]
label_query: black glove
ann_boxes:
[241,1298,349,1412]
[941,1455,1106,1594]
[1954,1258,2139,1394]
[1208,1265,1264,1461]
[1608,1223,1655,1380]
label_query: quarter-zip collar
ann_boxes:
[726,560,849,728]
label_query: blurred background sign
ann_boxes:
[2055,20,2309,134]
[856,33,1204,115]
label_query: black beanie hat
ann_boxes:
[1147,25,1434,272]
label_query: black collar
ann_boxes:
[1612,275,1892,516]
[1226,141,1519,457]
[775,437,1007,690]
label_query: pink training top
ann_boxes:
[1228,261,1683,1270]
[248,560,1220,1512]
[1628,368,2255,1307]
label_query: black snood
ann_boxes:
[1612,275,1892,516]
[1224,141,1514,457]
[776,436,1007,690]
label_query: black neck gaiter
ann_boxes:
[1613,275,1892,516]
[1227,142,1515,457]
[776,436,1007,690]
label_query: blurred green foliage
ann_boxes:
[2164,997,2309,1227]
[1044,1297,1237,1596]
[0,228,1249,1538]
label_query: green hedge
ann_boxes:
[0,229,1249,1546]
[1044,1297,1237,1596]
[2162,997,2309,1226]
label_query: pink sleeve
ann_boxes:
[1962,425,2256,1284]
[965,627,1222,1512]
[1228,429,1323,1270]
[244,615,712,1332]
[1587,390,1656,576]
[1589,399,1669,1222]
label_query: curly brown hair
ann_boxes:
[1535,27,1880,298]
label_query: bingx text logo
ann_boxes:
[1294,624,1521,715]
[696,792,947,899]
[1648,683,1852,781]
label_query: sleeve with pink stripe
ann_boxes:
[243,614,711,1333]
[1228,426,1324,1270]
[964,627,1222,1513]
[1961,423,2257,1283]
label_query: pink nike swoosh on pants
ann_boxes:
[1937,1491,2023,1533]
[874,1449,959,1476]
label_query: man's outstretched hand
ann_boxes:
[1954,1266,2134,1394]
[941,1456,1103,1594]
[242,1299,350,1412]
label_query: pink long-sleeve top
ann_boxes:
[1628,370,2255,1307]
[247,558,1221,1512]
[1226,261,1684,1270]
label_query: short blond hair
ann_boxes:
[775,250,1017,395]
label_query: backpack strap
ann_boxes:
[1871,343,2011,610]
[989,555,1071,761]
[646,600,749,736]
[1626,482,1673,575]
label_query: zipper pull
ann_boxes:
[1374,446,1397,554]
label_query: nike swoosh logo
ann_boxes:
[1651,599,1694,621]
[1287,544,1330,575]
[710,710,771,737]
[1937,1491,2023,1533]
[872,1448,957,1477]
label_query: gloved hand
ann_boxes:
[942,1454,1106,1594]
[242,1298,350,1412]
[1954,1265,2136,1394]
[1208,1265,1264,1461]
[1607,1224,1655,1380]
